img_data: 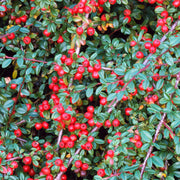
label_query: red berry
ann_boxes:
[124,16,131,23]
[100,97,107,105]
[124,9,131,16]
[32,141,39,148]
[81,163,89,171]
[14,129,22,137]
[23,156,32,165]
[41,167,51,175]
[57,35,64,43]
[42,121,49,129]
[46,152,53,160]
[43,29,51,37]
[87,27,95,36]
[153,39,161,47]
[75,160,82,168]
[136,51,144,59]
[35,122,42,130]
[7,33,15,40]
[76,27,84,35]
[97,169,106,177]
[130,40,137,47]
[125,108,132,116]
[135,140,143,148]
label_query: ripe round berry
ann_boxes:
[136,51,144,59]
[14,129,22,137]
[112,119,120,127]
[42,121,49,129]
[10,84,17,89]
[125,108,132,116]
[55,159,63,166]
[124,9,131,16]
[43,29,51,37]
[75,160,82,168]
[35,122,42,130]
[100,97,107,105]
[97,169,106,177]
[87,27,95,36]
[41,167,51,175]
[135,140,143,148]
[23,156,32,165]
[7,33,15,40]
[57,35,64,43]
[76,27,84,35]
[130,40,137,47]
[81,163,89,171]
[153,39,161,47]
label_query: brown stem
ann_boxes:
[140,113,166,179]
[140,72,180,179]
[0,55,54,64]
[163,121,175,137]
[56,129,63,151]
[15,120,26,126]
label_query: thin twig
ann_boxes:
[140,72,180,179]
[56,129,63,151]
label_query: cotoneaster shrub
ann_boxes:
[0,0,180,180]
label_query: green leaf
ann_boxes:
[3,100,14,108]
[19,27,30,33]
[107,93,116,101]
[7,25,20,33]
[117,91,124,101]
[94,175,102,180]
[140,130,152,142]
[71,93,79,104]
[155,7,164,13]
[95,86,103,95]
[0,6,5,11]
[155,79,164,90]
[123,164,139,172]
[74,85,85,91]
[17,58,24,67]
[113,19,119,29]
[94,139,104,144]
[86,87,93,98]
[114,68,125,75]
[2,59,12,68]
[138,30,144,42]
[169,35,180,46]
[21,89,30,96]
[124,69,138,82]
[176,143,180,155]
[152,156,164,167]
[16,107,27,114]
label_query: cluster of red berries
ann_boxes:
[11,14,27,25]
[104,118,120,128]
[67,0,116,16]
[129,134,143,148]
[38,100,51,117]
[35,121,49,130]
[139,81,154,92]
[59,134,77,148]
[74,159,89,172]
[144,94,159,104]
[87,59,101,79]
[123,9,131,23]
[49,75,67,92]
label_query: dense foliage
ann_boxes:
[0,0,180,179]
